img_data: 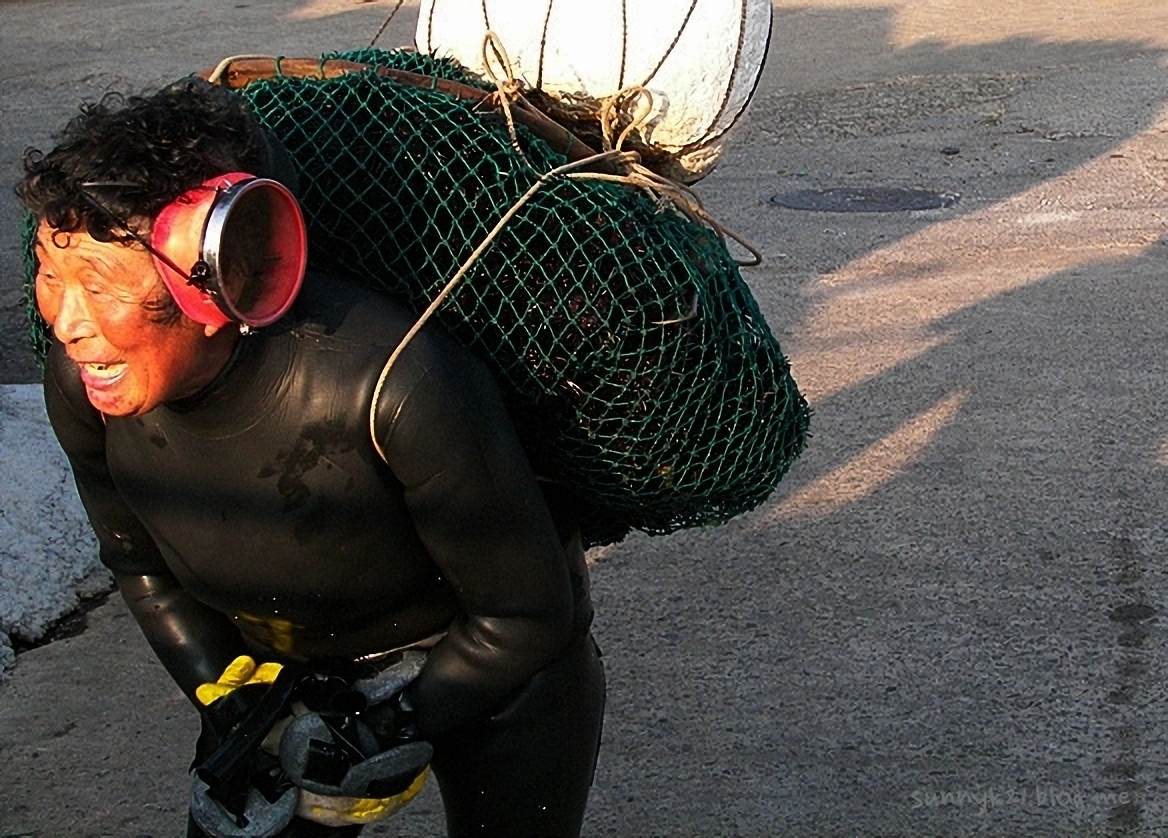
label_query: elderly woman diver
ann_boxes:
[18,79,604,837]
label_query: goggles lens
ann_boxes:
[151,173,307,328]
[198,176,307,327]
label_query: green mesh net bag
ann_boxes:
[24,48,809,547]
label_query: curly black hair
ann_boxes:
[16,77,296,243]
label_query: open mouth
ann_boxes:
[79,361,128,387]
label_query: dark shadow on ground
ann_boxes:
[592,233,1168,836]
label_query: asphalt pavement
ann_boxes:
[1,1,1167,835]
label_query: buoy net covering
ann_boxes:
[415,0,775,182]
[24,49,809,547]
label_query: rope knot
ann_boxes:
[480,31,534,164]
[598,87,656,154]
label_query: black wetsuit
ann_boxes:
[44,272,605,837]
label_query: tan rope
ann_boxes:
[589,86,763,267]
[368,151,628,462]
[479,31,532,167]
[597,86,656,153]
[205,54,280,85]
[570,165,762,267]
[368,38,765,456]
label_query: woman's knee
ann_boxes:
[430,635,606,836]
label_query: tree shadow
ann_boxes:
[588,7,1168,837]
[699,3,1166,503]
[709,235,1168,836]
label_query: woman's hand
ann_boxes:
[196,655,284,705]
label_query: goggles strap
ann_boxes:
[76,181,214,295]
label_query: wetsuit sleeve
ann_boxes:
[374,332,575,737]
[43,343,247,703]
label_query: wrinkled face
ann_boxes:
[34,223,226,416]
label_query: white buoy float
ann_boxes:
[415,0,773,183]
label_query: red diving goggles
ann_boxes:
[148,173,307,329]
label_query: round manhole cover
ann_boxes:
[769,187,958,213]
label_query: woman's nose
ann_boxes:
[52,283,98,344]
